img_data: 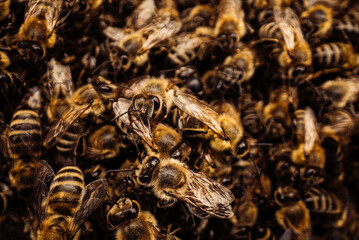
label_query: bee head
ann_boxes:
[107,199,140,227]
[17,40,44,63]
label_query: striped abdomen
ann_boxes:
[56,121,83,156]
[334,19,359,35]
[9,109,42,162]
[303,187,342,214]
[47,166,84,216]
[313,42,350,68]
[258,22,283,41]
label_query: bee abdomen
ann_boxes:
[48,166,84,215]
[313,43,345,67]
[303,187,342,214]
[258,22,282,41]
[334,19,359,35]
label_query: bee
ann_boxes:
[123,77,226,139]
[137,156,235,218]
[231,199,258,239]
[166,32,211,67]
[44,58,74,123]
[240,94,264,137]
[318,76,359,111]
[263,86,298,141]
[8,86,43,196]
[273,6,312,80]
[175,66,204,97]
[126,0,156,31]
[106,198,166,240]
[274,186,311,240]
[65,0,103,13]
[180,4,215,32]
[312,42,359,75]
[214,0,246,51]
[216,44,260,93]
[44,77,121,150]
[17,0,63,62]
[0,0,11,22]
[84,124,123,162]
[35,160,108,240]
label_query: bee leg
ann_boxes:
[130,132,142,163]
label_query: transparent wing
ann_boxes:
[304,107,318,155]
[169,169,234,219]
[43,103,91,148]
[113,99,155,149]
[69,179,108,238]
[34,160,55,227]
[103,27,126,41]
[172,92,225,138]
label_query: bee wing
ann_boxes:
[139,18,182,52]
[172,92,225,138]
[113,99,155,149]
[304,107,318,155]
[274,7,301,53]
[69,179,108,238]
[26,0,62,34]
[34,160,55,226]
[169,170,234,219]
[147,222,166,240]
[43,103,91,148]
[103,27,126,41]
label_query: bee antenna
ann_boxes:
[248,153,261,175]
[91,60,112,75]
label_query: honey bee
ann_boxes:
[84,124,122,162]
[292,107,325,188]
[274,186,311,240]
[175,66,204,97]
[318,76,359,111]
[214,0,246,51]
[35,160,108,240]
[263,86,298,141]
[240,94,264,137]
[181,4,215,32]
[17,0,63,62]
[273,6,312,80]
[65,0,103,13]
[137,156,235,218]
[123,77,225,139]
[44,77,121,150]
[312,42,359,75]
[8,86,43,196]
[126,0,156,30]
[106,198,166,240]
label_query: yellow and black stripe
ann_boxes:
[303,187,342,214]
[47,166,84,216]
[313,42,349,68]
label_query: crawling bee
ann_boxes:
[35,160,107,240]
[137,156,235,218]
[180,4,215,32]
[17,0,63,61]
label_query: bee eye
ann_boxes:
[187,78,203,94]
[304,167,317,177]
[291,66,305,78]
[236,139,248,156]
[78,0,88,11]
[98,84,113,94]
[152,96,160,111]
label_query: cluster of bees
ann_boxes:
[1,0,359,239]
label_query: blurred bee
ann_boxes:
[8,86,43,197]
[273,146,298,186]
[166,32,210,67]
[126,0,156,30]
[274,186,311,240]
[242,0,268,21]
[44,77,121,150]
[240,94,264,138]
[0,0,11,22]
[176,66,204,97]
[231,199,258,239]
[137,156,235,218]
[84,124,123,163]
[64,0,103,13]
[273,6,312,80]
[180,4,215,32]
[292,107,325,188]
[122,77,226,139]
[263,86,298,141]
[318,76,359,111]
[17,0,63,62]
[44,58,74,123]
[214,0,246,51]
[312,42,359,75]
[35,160,108,240]
[106,198,170,240]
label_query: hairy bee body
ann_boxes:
[258,21,283,41]
[303,187,343,215]
[0,0,11,22]
[8,87,42,195]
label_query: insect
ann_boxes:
[0,0,11,22]
[7,86,43,197]
[17,0,63,62]
[123,77,226,139]
[214,0,246,51]
[35,160,108,240]
[106,198,167,240]
[274,186,311,240]
[180,4,215,32]
[125,0,156,31]
[137,156,235,218]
